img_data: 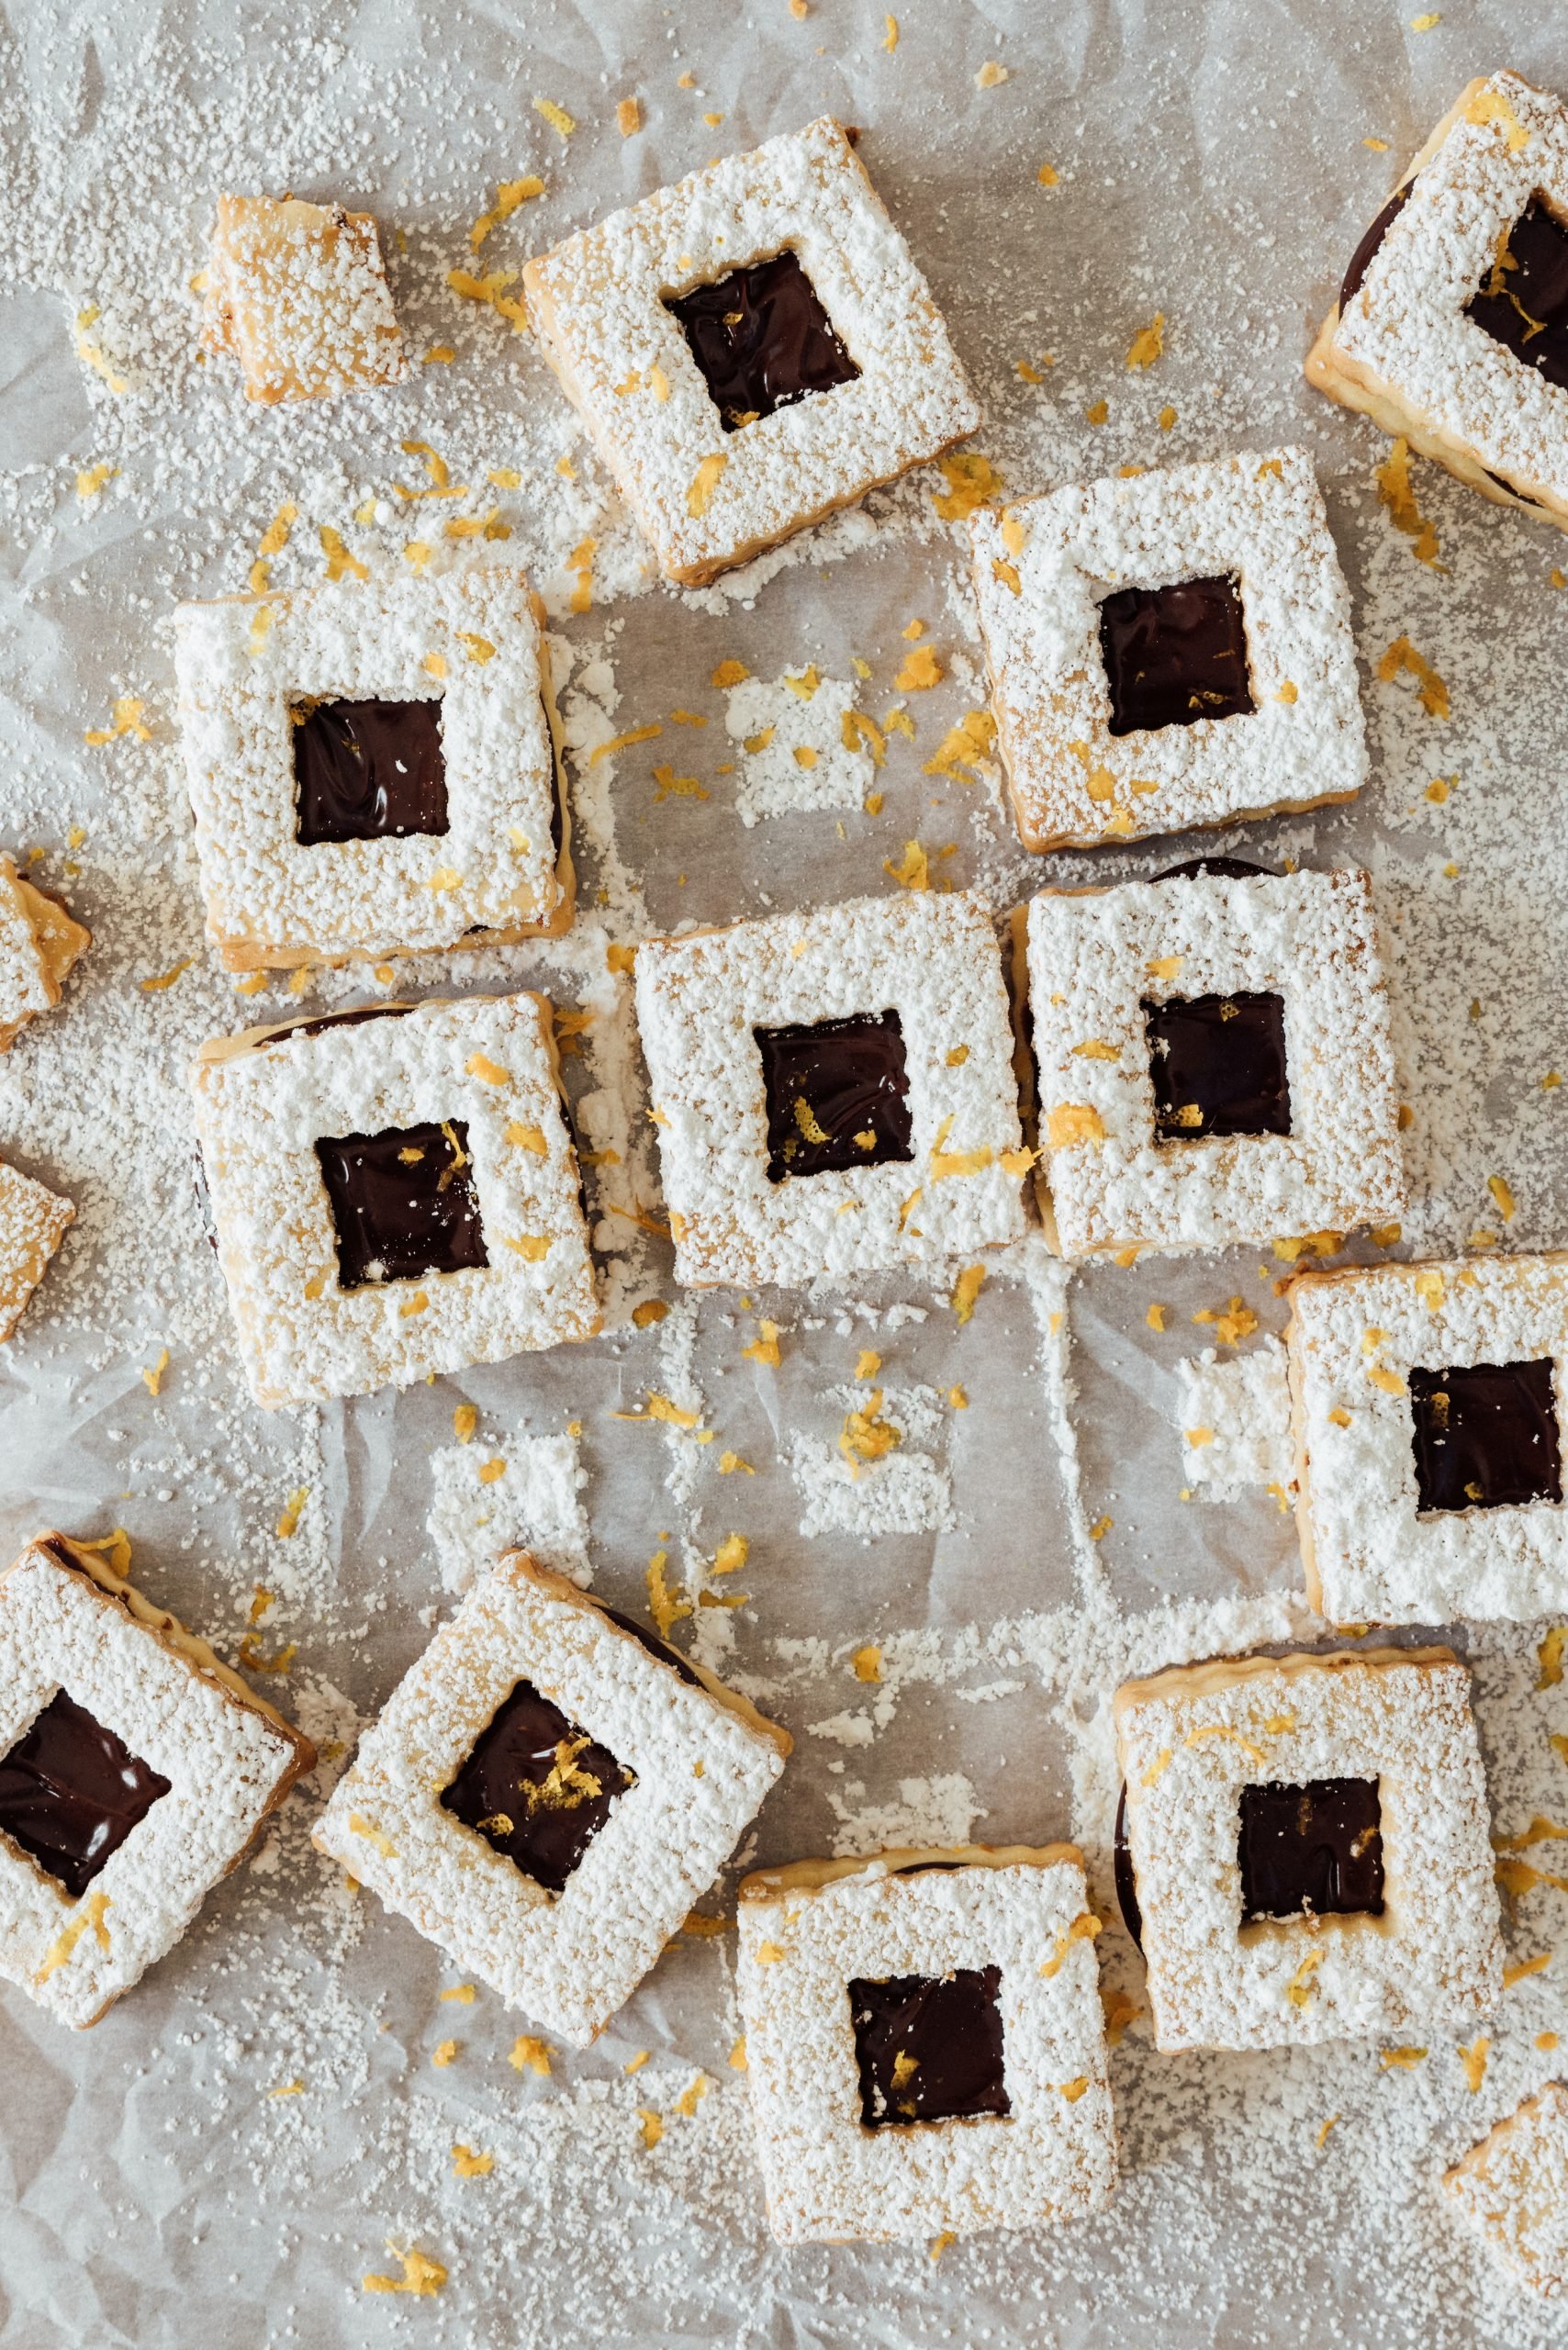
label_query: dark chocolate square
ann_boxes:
[665,249,860,432]
[1408,1359,1563,1514]
[292,697,448,846]
[1465,197,1568,394]
[0,1687,171,1900]
[1238,1778,1384,1925]
[755,1010,914,1182]
[1099,574,1254,736]
[1144,991,1291,1140]
[315,1118,487,1290]
[848,1964,1010,2127]
[440,1679,635,1895]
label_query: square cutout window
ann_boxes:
[440,1677,636,1896]
[1464,196,1568,393]
[666,250,859,431]
[755,1009,914,1182]
[1238,1776,1384,1925]
[1099,573,1254,736]
[292,697,448,845]
[0,1685,171,1900]
[1144,990,1291,1141]
[1408,1358,1563,1514]
[315,1118,487,1289]
[848,1964,1010,2127]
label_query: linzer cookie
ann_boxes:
[174,570,571,971]
[314,1553,790,2044]
[633,890,1028,1289]
[0,1533,316,2028]
[1020,863,1404,1259]
[1113,1648,1501,2053]
[1306,73,1568,527]
[521,118,980,586]
[0,857,89,1054]
[189,993,599,1407]
[735,1845,1116,2243]
[0,1159,73,1344]
[1446,2082,1568,2297]
[201,195,407,403]
[1284,1252,1568,1624]
[969,448,1366,851]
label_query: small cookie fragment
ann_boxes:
[174,571,572,969]
[1446,2081,1568,2297]
[736,1844,1116,2243]
[1306,72,1568,528]
[971,448,1366,852]
[0,1533,316,2027]
[202,195,407,403]
[521,118,979,585]
[0,858,90,1053]
[633,890,1027,1290]
[314,1553,790,2044]
[0,1160,73,1344]
[1019,862,1404,1259]
[1284,1250,1568,1623]
[189,992,599,1406]
[1113,1646,1501,2053]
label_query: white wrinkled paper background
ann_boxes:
[3,2,1568,2343]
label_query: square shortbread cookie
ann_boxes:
[0,1533,316,2028]
[174,570,572,970]
[969,448,1367,852]
[1021,863,1404,1259]
[633,890,1028,1290]
[0,858,89,1053]
[1113,1647,1501,2053]
[0,1159,73,1345]
[521,118,980,587]
[1306,73,1568,528]
[1284,1252,1568,1625]
[201,195,407,403]
[189,993,599,1407]
[314,1553,790,2044]
[1446,2081,1568,2297]
[735,1844,1116,2244]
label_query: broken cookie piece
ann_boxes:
[0,1159,73,1344]
[0,1532,316,2027]
[314,1553,790,2044]
[1446,2081,1568,2296]
[202,194,407,403]
[0,856,89,1054]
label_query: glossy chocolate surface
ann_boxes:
[1238,1777,1384,1923]
[1152,856,1272,882]
[1113,1782,1143,1951]
[598,1603,702,1689]
[755,1009,913,1182]
[315,1118,487,1289]
[541,692,566,864]
[440,1679,635,1895]
[1144,990,1291,1142]
[1409,1358,1563,1513]
[292,698,448,845]
[1099,574,1254,736]
[666,249,860,431]
[1466,198,1568,394]
[848,1964,1010,2126]
[0,1687,171,1899]
[1340,184,1411,308]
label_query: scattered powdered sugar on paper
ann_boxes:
[789,1380,954,1539]
[426,1429,589,1592]
[1173,1336,1295,1499]
[724,666,874,823]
